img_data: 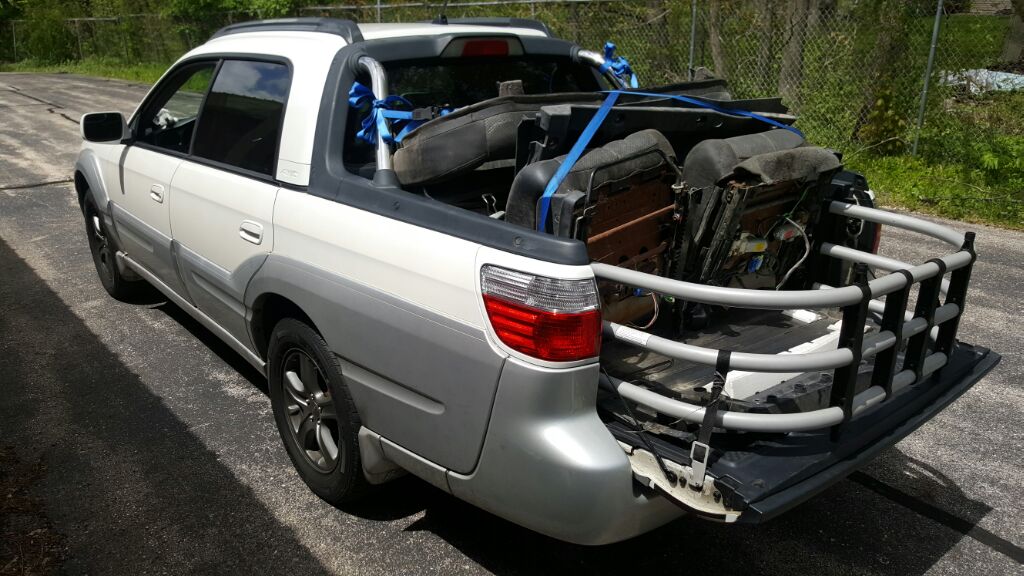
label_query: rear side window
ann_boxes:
[192,60,291,176]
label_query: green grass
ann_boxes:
[847,90,1024,230]
[848,154,1024,230]
[0,57,170,84]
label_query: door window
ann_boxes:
[136,63,215,154]
[191,60,291,177]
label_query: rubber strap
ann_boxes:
[697,350,731,446]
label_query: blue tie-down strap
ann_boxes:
[599,42,639,89]
[348,81,455,145]
[536,90,804,231]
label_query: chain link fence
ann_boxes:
[0,1,1017,161]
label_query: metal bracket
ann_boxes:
[689,440,711,490]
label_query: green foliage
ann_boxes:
[851,91,1024,229]
[0,56,170,83]
[857,90,909,155]
[20,0,77,63]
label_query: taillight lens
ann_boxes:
[481,265,601,362]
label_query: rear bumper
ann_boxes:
[444,344,997,545]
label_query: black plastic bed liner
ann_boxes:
[604,343,999,522]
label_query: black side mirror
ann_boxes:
[81,112,129,143]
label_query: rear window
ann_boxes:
[344,56,604,169]
[192,59,291,176]
[386,57,603,108]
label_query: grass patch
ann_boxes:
[847,90,1024,230]
[0,57,170,85]
[848,154,1024,230]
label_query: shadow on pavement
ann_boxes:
[0,238,330,575]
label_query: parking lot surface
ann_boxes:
[1,73,1022,575]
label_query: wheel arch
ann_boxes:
[250,291,320,361]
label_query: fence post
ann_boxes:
[75,19,84,61]
[10,21,15,61]
[687,0,697,80]
[376,0,382,23]
[912,0,944,157]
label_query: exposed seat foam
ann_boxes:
[392,92,601,186]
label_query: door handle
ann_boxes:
[239,220,263,245]
[149,184,164,203]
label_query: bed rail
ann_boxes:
[594,201,977,436]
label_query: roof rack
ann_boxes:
[209,17,364,44]
[426,16,552,37]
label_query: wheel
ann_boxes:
[268,317,369,504]
[82,196,144,300]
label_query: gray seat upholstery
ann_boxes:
[392,92,601,186]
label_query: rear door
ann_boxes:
[169,59,291,343]
[115,61,215,294]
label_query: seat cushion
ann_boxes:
[505,129,676,231]
[392,93,602,186]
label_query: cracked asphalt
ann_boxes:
[1,73,1022,575]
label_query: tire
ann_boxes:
[82,196,144,301]
[268,317,370,504]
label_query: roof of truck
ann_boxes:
[207,17,551,47]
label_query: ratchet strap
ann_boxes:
[348,81,452,145]
[689,350,731,490]
[536,90,804,230]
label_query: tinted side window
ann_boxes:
[192,60,291,176]
[137,63,215,153]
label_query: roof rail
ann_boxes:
[426,16,552,37]
[209,17,364,44]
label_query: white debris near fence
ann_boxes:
[942,68,1024,94]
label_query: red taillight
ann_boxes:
[461,39,510,57]
[483,295,601,362]
[480,265,601,362]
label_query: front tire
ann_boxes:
[268,318,370,504]
[83,196,144,301]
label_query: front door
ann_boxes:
[114,61,216,295]
[169,59,291,343]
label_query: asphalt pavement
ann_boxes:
[1,73,1021,575]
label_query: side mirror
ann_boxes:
[81,112,129,143]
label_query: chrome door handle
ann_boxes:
[239,220,263,245]
[149,184,164,203]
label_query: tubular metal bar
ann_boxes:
[356,56,393,171]
[603,350,949,433]
[604,322,854,372]
[576,48,626,88]
[828,201,965,247]
[820,243,950,295]
[592,251,969,311]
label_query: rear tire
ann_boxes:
[268,317,370,504]
[83,196,144,301]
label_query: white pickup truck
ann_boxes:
[74,17,998,545]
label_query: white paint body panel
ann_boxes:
[273,189,486,329]
[169,160,278,272]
